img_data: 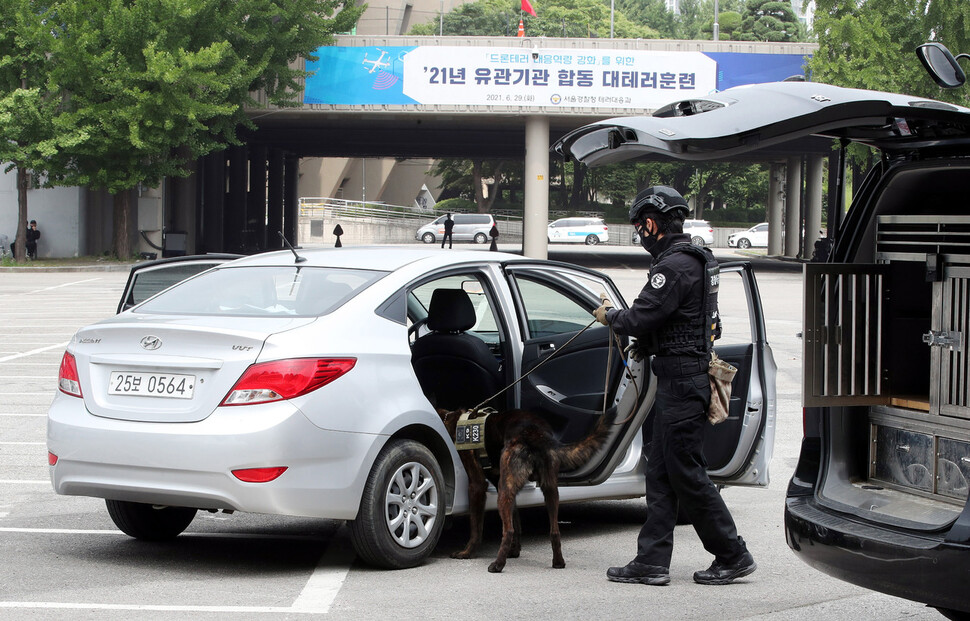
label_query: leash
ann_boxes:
[468,316,599,413]
[468,317,642,427]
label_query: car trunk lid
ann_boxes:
[71,315,314,423]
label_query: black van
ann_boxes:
[554,79,970,619]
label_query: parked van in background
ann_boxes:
[416,213,495,244]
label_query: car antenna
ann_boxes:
[277,231,306,263]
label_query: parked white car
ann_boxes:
[728,223,769,249]
[547,217,609,245]
[633,218,714,247]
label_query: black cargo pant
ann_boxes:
[634,354,745,568]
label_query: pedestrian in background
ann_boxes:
[593,186,755,587]
[441,213,454,249]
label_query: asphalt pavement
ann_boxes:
[0,251,944,620]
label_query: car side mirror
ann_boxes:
[916,42,968,89]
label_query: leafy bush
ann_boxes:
[433,198,477,213]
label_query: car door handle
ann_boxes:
[538,343,556,356]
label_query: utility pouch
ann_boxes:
[708,352,737,425]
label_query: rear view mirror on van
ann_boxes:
[916,42,968,89]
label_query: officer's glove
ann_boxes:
[592,294,613,326]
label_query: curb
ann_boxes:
[0,263,135,273]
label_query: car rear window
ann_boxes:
[135,266,386,317]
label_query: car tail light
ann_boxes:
[58,352,82,398]
[221,358,356,406]
[232,466,287,483]
[48,452,58,466]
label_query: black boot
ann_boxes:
[693,550,756,585]
[607,561,670,586]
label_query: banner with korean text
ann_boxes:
[304,45,808,110]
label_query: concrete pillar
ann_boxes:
[247,145,268,251]
[523,116,550,259]
[767,162,785,256]
[284,155,299,246]
[784,156,802,258]
[267,149,285,250]
[804,154,824,258]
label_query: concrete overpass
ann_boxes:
[2,36,820,260]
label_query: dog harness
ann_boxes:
[454,407,495,470]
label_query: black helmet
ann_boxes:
[628,186,689,224]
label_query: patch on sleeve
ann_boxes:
[651,273,667,289]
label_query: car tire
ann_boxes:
[691,236,705,247]
[473,232,488,244]
[421,232,435,244]
[737,238,751,249]
[105,499,197,540]
[349,439,445,569]
[585,234,600,246]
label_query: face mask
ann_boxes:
[637,218,661,252]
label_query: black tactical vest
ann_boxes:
[648,243,721,357]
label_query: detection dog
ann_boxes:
[439,408,611,573]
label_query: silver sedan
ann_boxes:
[48,246,775,568]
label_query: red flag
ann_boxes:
[521,0,537,17]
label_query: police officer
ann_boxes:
[593,186,755,586]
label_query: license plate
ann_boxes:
[109,371,195,399]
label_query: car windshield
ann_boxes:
[135,266,386,317]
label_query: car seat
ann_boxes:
[410,288,502,411]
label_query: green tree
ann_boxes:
[47,0,362,258]
[737,0,804,42]
[616,0,676,38]
[410,0,657,39]
[809,0,970,105]
[0,1,83,262]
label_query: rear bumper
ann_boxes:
[785,496,970,613]
[47,394,382,520]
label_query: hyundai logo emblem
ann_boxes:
[140,336,162,350]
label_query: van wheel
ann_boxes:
[737,238,751,249]
[106,499,197,540]
[473,232,488,244]
[421,232,435,244]
[350,439,445,569]
[585,234,600,246]
[691,236,705,246]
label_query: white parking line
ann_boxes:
[0,342,70,363]
[0,413,47,417]
[0,526,354,614]
[0,442,45,445]
[23,278,102,294]
[0,602,301,613]
[0,480,49,485]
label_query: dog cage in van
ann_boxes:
[803,214,970,506]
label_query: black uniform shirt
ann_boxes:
[605,233,705,339]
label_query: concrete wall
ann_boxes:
[0,173,85,258]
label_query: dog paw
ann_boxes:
[451,551,473,560]
[508,548,521,559]
[487,562,504,573]
[552,560,566,569]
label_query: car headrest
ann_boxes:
[427,289,476,333]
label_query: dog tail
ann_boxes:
[553,409,615,472]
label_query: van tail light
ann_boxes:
[48,452,58,466]
[221,358,356,406]
[58,352,83,398]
